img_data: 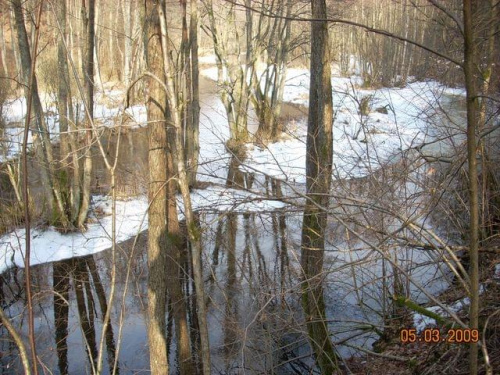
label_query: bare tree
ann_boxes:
[12,0,68,228]
[300,0,341,373]
[143,3,170,372]
[77,0,96,228]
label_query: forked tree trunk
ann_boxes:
[300,0,341,373]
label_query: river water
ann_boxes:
[0,77,466,374]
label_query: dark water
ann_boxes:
[0,166,315,374]
[0,151,454,374]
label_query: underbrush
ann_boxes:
[346,153,500,374]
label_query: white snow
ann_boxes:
[1,91,148,162]
[413,285,487,332]
[495,263,500,280]
[201,65,465,181]
[0,187,285,273]
[0,196,148,274]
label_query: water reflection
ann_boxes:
[53,259,71,375]
[0,138,455,374]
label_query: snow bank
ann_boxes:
[1,90,148,162]
[0,186,286,273]
[239,70,461,181]
[0,196,148,274]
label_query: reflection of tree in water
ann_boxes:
[53,255,118,375]
[208,154,297,371]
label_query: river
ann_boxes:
[0,76,466,374]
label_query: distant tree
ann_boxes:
[202,0,297,144]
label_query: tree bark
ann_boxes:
[186,0,200,186]
[77,0,95,229]
[300,0,341,373]
[145,4,169,372]
[463,1,480,374]
[55,0,82,226]
[122,0,133,86]
[157,2,211,372]
[0,18,9,76]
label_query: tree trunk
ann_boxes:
[186,0,200,186]
[463,1,480,374]
[0,19,9,76]
[300,0,341,373]
[157,2,211,372]
[122,0,132,86]
[56,0,81,226]
[77,0,95,228]
[12,0,70,228]
[145,4,170,371]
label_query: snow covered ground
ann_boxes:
[201,66,465,181]
[0,95,147,163]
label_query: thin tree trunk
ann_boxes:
[15,3,44,374]
[12,0,70,228]
[187,0,200,186]
[77,0,95,228]
[157,2,211,372]
[0,20,9,76]
[122,0,132,87]
[53,0,81,224]
[55,0,76,224]
[0,308,32,375]
[463,1,479,374]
